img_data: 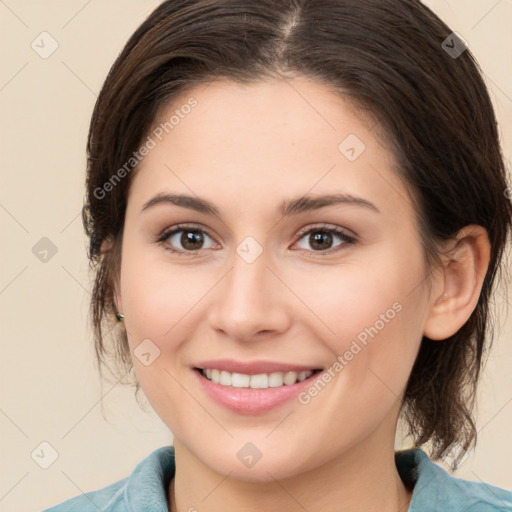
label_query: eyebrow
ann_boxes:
[140,192,380,216]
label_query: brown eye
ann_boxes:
[308,231,334,251]
[156,225,217,255]
[177,230,205,251]
[294,226,356,254]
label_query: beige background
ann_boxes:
[0,1,511,511]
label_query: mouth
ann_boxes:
[192,366,324,414]
[193,367,323,389]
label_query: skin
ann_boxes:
[112,75,490,512]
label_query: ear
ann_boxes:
[100,237,123,314]
[423,225,490,340]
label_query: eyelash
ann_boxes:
[154,223,357,257]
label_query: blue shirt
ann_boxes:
[42,446,512,511]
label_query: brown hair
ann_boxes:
[82,0,512,463]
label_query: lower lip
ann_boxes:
[193,368,322,414]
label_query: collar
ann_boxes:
[395,448,512,511]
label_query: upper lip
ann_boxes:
[194,359,323,375]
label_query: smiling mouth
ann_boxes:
[194,367,323,389]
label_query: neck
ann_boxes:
[168,429,412,512]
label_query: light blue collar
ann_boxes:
[396,448,512,511]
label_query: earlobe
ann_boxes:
[423,225,490,341]
[100,236,113,255]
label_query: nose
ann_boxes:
[208,248,291,342]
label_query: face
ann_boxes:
[116,76,434,481]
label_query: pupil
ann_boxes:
[311,231,332,250]
[182,230,203,250]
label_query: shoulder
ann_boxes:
[41,446,175,512]
[396,449,512,512]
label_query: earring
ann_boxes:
[115,312,125,322]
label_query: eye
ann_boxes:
[293,224,356,255]
[155,224,217,255]
[155,223,356,257]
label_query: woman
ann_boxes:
[43,0,512,510]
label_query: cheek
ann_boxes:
[292,280,424,448]
[117,240,224,409]
[294,251,421,341]
[119,237,211,341]
[293,244,426,398]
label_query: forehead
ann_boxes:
[128,77,412,222]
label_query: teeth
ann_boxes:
[268,373,284,387]
[297,371,308,381]
[219,371,231,386]
[231,372,251,387]
[249,374,268,388]
[201,368,315,388]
